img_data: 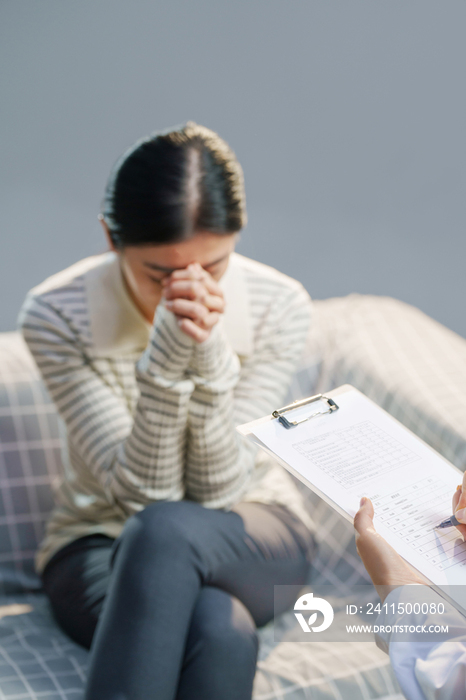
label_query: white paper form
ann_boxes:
[238,387,466,608]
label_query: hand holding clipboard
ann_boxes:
[237,385,466,611]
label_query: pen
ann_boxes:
[435,514,461,529]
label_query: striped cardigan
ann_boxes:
[17,250,316,574]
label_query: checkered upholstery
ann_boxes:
[0,332,64,593]
[0,294,465,699]
[0,594,88,698]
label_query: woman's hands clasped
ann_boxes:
[162,263,225,343]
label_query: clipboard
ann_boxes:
[237,384,466,611]
[272,393,339,429]
[238,386,356,525]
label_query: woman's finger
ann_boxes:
[201,311,220,329]
[163,279,224,313]
[165,299,220,329]
[163,265,225,307]
[177,317,210,343]
[163,279,208,302]
[166,264,206,283]
[168,264,223,295]
[203,293,225,313]
[165,299,208,323]
[200,273,224,297]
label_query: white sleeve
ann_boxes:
[375,585,466,700]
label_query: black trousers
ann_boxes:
[42,500,315,700]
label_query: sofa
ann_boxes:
[0,293,465,700]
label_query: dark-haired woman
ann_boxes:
[18,122,316,700]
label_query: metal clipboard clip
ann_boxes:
[272,393,339,429]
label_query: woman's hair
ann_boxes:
[101,122,247,248]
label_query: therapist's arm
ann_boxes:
[354,467,466,597]
[353,496,426,599]
[354,496,466,700]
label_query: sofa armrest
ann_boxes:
[301,294,466,470]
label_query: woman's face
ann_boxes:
[102,221,237,323]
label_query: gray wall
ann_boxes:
[1,1,465,337]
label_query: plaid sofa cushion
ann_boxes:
[255,615,403,700]
[0,594,88,698]
[0,332,64,591]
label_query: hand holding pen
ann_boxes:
[435,470,466,537]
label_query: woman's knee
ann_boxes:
[188,587,258,664]
[111,500,206,568]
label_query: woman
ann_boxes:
[18,122,316,700]
[354,474,466,700]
